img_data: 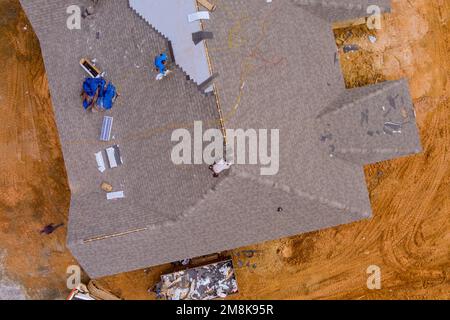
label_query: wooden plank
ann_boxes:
[197,0,216,12]
[332,17,367,30]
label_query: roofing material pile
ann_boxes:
[158,260,238,300]
[82,77,117,110]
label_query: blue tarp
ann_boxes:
[82,77,116,110]
[154,53,168,74]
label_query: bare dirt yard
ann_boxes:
[0,0,448,299]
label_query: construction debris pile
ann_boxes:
[156,260,238,300]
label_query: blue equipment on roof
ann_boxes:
[82,77,117,110]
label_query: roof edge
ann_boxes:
[290,0,392,23]
[316,79,407,119]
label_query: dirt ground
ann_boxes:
[0,0,448,300]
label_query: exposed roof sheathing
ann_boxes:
[129,0,213,92]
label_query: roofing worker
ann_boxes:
[154,53,171,80]
[40,223,64,235]
[209,159,232,178]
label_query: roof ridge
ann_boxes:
[69,167,367,247]
[316,80,404,119]
[233,170,368,216]
[291,0,390,12]
[68,175,231,245]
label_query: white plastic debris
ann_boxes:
[107,191,125,200]
[106,145,123,168]
[188,11,210,22]
[95,151,106,173]
[369,35,377,43]
[106,147,117,168]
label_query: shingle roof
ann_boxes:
[292,0,391,22]
[20,0,422,278]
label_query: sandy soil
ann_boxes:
[0,0,448,299]
[0,1,82,299]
